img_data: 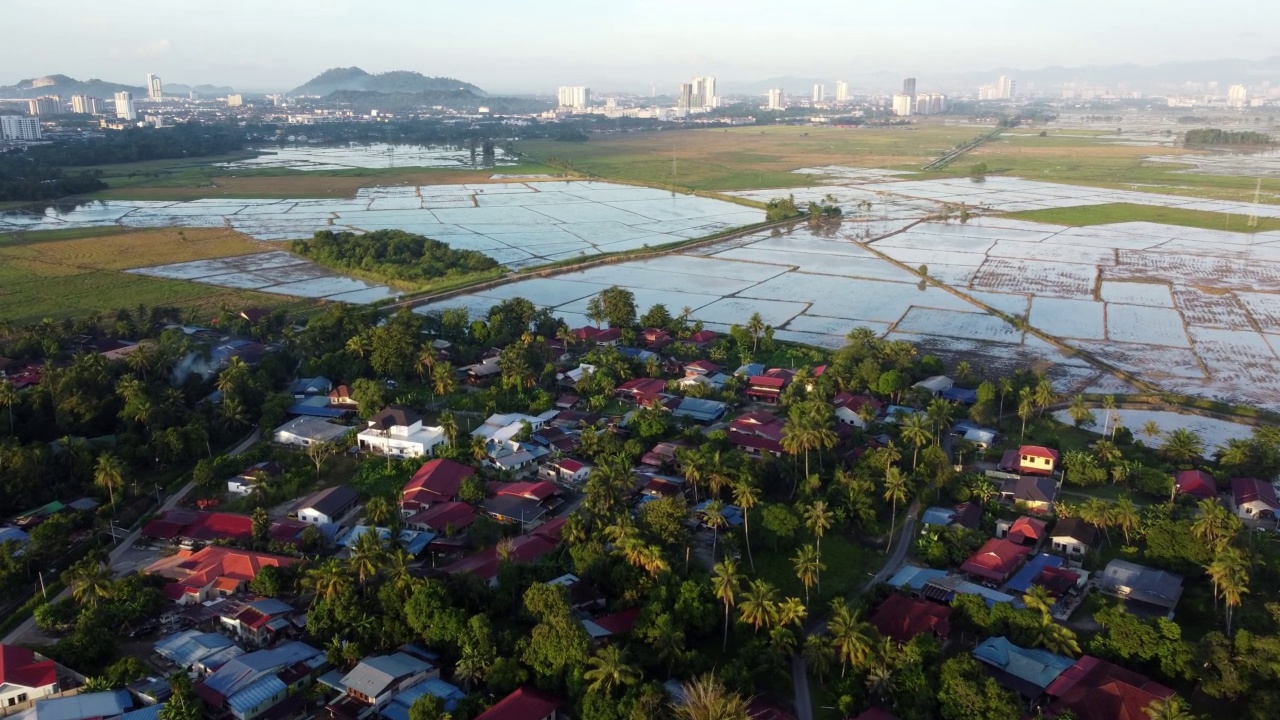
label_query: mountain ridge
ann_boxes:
[289,67,485,97]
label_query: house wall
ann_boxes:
[834,407,868,428]
[0,682,57,710]
[234,686,287,720]
[1052,537,1087,556]
[1020,455,1054,472]
[297,508,332,525]
[358,432,440,458]
[1235,499,1276,520]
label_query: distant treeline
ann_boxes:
[290,229,499,285]
[1184,128,1273,145]
[0,163,106,202]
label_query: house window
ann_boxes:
[16,694,27,703]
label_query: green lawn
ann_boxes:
[752,534,879,602]
[1006,202,1280,233]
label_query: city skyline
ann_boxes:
[4,0,1277,93]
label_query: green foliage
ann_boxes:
[968,162,990,177]
[598,286,637,328]
[937,655,1021,720]
[291,229,499,286]
[765,195,801,222]
[1184,128,1272,145]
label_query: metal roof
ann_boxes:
[154,630,240,668]
[340,653,430,698]
[20,691,131,720]
[227,675,287,714]
[973,636,1074,690]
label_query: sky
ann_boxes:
[6,0,1277,94]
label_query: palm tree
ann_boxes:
[1017,387,1035,439]
[1141,421,1162,443]
[792,544,823,605]
[865,663,895,704]
[1033,377,1055,415]
[997,377,1014,421]
[66,560,114,607]
[584,646,641,696]
[738,579,779,632]
[900,413,931,470]
[828,599,876,676]
[440,411,459,445]
[712,559,742,651]
[220,396,249,430]
[349,530,386,587]
[0,379,17,434]
[746,312,766,354]
[802,501,833,560]
[672,674,751,720]
[649,615,686,675]
[732,477,760,572]
[782,415,818,484]
[925,398,955,444]
[803,634,834,681]
[94,453,125,507]
[776,597,807,628]
[304,558,349,604]
[1208,546,1250,635]
[1101,395,1118,438]
[1078,499,1113,545]
[1144,697,1199,720]
[1112,496,1140,546]
[431,362,457,398]
[1067,394,1093,428]
[704,500,726,560]
[364,496,394,526]
[1192,499,1240,551]
[1032,612,1081,656]
[1022,585,1055,615]
[883,467,909,552]
[1162,428,1204,467]
[415,345,437,379]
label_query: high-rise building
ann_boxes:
[557,86,590,110]
[997,75,1015,99]
[690,76,718,108]
[27,96,62,116]
[903,78,917,97]
[1228,84,1249,108]
[114,91,136,120]
[146,74,163,101]
[678,83,694,110]
[835,80,849,103]
[891,94,913,116]
[812,84,825,102]
[0,116,42,140]
[71,95,101,114]
[767,88,785,110]
[929,93,947,114]
[226,94,244,107]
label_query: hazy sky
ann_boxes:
[7,0,1276,93]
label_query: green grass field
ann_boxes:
[1006,202,1280,233]
[752,533,878,601]
[0,226,301,324]
[517,123,987,192]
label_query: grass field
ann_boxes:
[516,123,987,191]
[752,533,878,601]
[0,226,300,324]
[1006,202,1280,233]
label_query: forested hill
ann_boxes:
[0,74,142,99]
[290,67,485,96]
[323,89,551,114]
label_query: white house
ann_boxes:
[334,653,437,711]
[296,485,361,527]
[273,416,353,448]
[0,645,59,710]
[357,405,445,458]
[1230,477,1280,523]
[471,410,559,444]
[542,458,592,485]
[1049,518,1098,558]
[912,375,954,396]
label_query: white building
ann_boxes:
[767,88,785,110]
[146,73,163,100]
[557,86,590,110]
[892,93,913,116]
[0,645,59,709]
[26,97,61,116]
[0,116,42,141]
[272,416,352,448]
[997,75,1016,99]
[1228,84,1249,108]
[835,80,849,103]
[812,84,825,102]
[227,94,244,107]
[114,91,136,120]
[295,485,361,527]
[357,405,445,458]
[70,95,100,114]
[929,93,947,114]
[691,76,718,108]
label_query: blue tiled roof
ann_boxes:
[972,636,1074,690]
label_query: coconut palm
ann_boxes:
[1162,428,1204,467]
[1192,499,1240,551]
[671,674,752,720]
[776,597,807,628]
[584,646,641,696]
[883,467,909,552]
[792,544,823,605]
[1023,585,1055,615]
[828,599,876,676]
[431,362,457,398]
[732,476,760,572]
[900,413,931,470]
[1078,499,1113,545]
[712,559,742,650]
[65,560,114,607]
[703,500,727,560]
[1141,420,1162,443]
[803,634,834,681]
[1094,439,1123,467]
[649,615,686,675]
[738,579,779,632]
[94,453,126,507]
[1112,496,1141,546]
[414,345,437,379]
[349,530,387,587]
[363,496,395,527]
[879,440,902,474]
[802,500,833,560]
[1144,697,1199,720]
[746,312,767,354]
[303,559,350,603]
[1208,546,1250,635]
[1033,377,1056,414]
[1017,387,1035,439]
[1032,612,1081,656]
[440,411,459,445]
[0,379,17,434]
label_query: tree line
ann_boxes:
[290,229,500,286]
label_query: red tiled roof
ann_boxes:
[593,607,641,635]
[617,378,667,397]
[1008,516,1048,545]
[748,375,787,389]
[833,392,882,414]
[687,330,719,343]
[403,459,475,508]
[729,431,785,455]
[868,595,951,644]
[493,481,558,501]
[1045,656,1174,720]
[573,326,621,342]
[960,538,1032,582]
[149,546,297,593]
[1020,445,1060,462]
[1175,470,1217,500]
[730,414,785,442]
[557,458,585,473]
[1231,477,1279,509]
[533,517,566,542]
[407,501,477,532]
[443,534,558,581]
[0,645,57,689]
[475,688,561,720]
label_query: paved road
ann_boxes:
[2,430,261,645]
[790,500,921,720]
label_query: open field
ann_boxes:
[1007,202,1280,233]
[516,123,987,191]
[0,227,298,324]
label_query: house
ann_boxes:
[404,502,476,536]
[1013,445,1059,476]
[338,527,433,556]
[328,385,358,409]
[219,598,298,647]
[227,462,284,496]
[1049,518,1098,558]
[868,595,951,644]
[401,459,475,513]
[1003,553,1067,595]
[683,360,720,377]
[442,520,565,586]
[833,392,882,428]
[195,642,326,720]
[640,328,673,349]
[640,474,685,499]
[542,458,592,485]
[0,645,59,710]
[920,502,982,531]
[328,653,436,716]
[480,439,548,475]
[357,405,444,459]
[546,574,607,612]
[381,679,465,720]
[462,356,501,384]
[572,326,621,347]
[686,329,719,348]
[1044,656,1174,720]
[616,378,668,403]
[959,538,1032,584]
[556,364,595,389]
[997,516,1047,547]
[1230,477,1279,523]
[744,369,793,403]
[581,607,641,641]
[553,395,579,411]
[672,397,728,424]
[290,377,332,398]
[912,375,953,396]
[12,691,131,720]
[729,411,786,456]
[1173,470,1216,500]
[941,386,977,405]
[154,630,244,675]
[296,485,361,527]
[142,510,255,546]
[1098,560,1184,617]
[482,495,548,530]
[640,440,691,469]
[998,475,1059,511]
[972,636,1074,699]
[273,417,352,448]
[145,546,298,605]
[472,411,559,444]
[474,688,560,720]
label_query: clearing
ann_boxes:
[1006,203,1280,233]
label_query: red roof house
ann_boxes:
[1174,470,1217,500]
[474,687,560,720]
[572,327,621,346]
[405,501,477,534]
[402,459,475,512]
[1044,656,1174,720]
[1017,445,1060,476]
[960,538,1032,583]
[744,370,793,402]
[1007,516,1048,546]
[616,377,668,403]
[1230,477,1279,521]
[145,546,297,605]
[0,645,58,696]
[684,360,721,377]
[491,481,560,503]
[686,330,720,347]
[868,595,951,644]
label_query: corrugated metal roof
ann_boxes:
[227,676,287,714]
[24,691,131,720]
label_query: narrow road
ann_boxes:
[791,500,921,720]
[2,430,261,645]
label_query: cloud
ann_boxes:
[135,39,172,58]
